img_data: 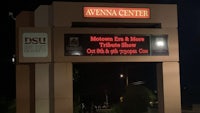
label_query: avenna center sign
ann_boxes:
[84,7,150,18]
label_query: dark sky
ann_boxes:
[6,0,200,105]
[8,0,178,16]
[177,0,200,105]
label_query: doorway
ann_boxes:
[72,62,158,113]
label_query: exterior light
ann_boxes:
[120,74,128,86]
[71,51,82,55]
[12,54,15,63]
[155,38,165,47]
[156,40,164,47]
[132,81,144,85]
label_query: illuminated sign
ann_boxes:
[64,34,168,56]
[23,32,48,57]
[83,7,150,18]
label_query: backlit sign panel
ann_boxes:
[84,7,150,18]
[64,34,168,56]
[23,32,48,57]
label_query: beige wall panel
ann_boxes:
[16,11,34,27]
[16,12,34,64]
[53,27,178,62]
[52,2,177,28]
[54,99,72,113]
[162,62,181,113]
[16,65,31,113]
[35,5,52,27]
[35,64,50,113]
[54,63,73,113]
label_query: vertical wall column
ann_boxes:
[34,5,52,113]
[54,63,73,113]
[35,64,50,113]
[157,62,181,113]
[156,63,164,113]
[16,11,34,113]
[16,64,35,113]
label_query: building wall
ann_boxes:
[16,2,181,113]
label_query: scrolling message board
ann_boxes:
[64,34,168,56]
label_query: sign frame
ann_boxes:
[18,27,51,63]
[64,34,168,56]
[83,7,151,19]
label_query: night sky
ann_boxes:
[6,0,200,106]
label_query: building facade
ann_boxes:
[16,2,181,113]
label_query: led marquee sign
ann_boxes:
[83,7,150,18]
[64,34,168,56]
